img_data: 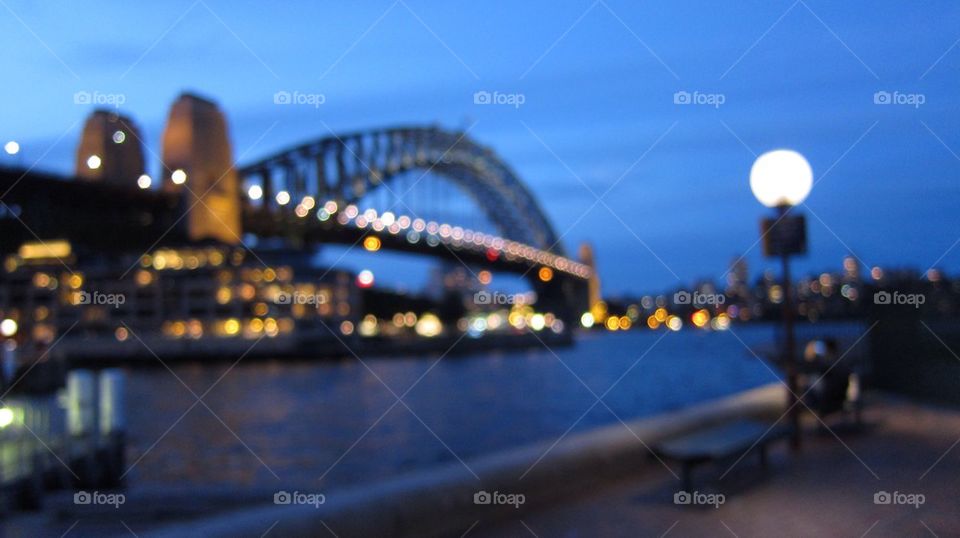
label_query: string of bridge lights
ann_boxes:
[245,185,592,280]
[38,147,588,281]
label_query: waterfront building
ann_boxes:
[0,242,358,364]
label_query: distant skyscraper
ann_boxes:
[75,110,145,186]
[843,255,860,281]
[727,256,749,290]
[161,93,241,245]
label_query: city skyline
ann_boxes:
[1,1,959,294]
[3,3,960,536]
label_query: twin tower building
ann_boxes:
[74,93,241,245]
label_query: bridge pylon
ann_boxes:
[160,93,241,245]
[579,242,602,317]
[75,110,145,186]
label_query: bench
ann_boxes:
[653,419,790,492]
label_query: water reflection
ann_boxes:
[123,326,809,491]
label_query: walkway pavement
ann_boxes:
[474,395,960,538]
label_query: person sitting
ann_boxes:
[800,339,850,418]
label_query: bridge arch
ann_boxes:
[236,126,565,255]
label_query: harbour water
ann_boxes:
[117,322,864,493]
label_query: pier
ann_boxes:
[0,370,126,513]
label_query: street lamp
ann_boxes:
[3,140,21,167]
[750,149,812,450]
[750,150,812,208]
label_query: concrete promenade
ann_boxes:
[476,395,960,538]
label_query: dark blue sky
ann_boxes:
[1,1,959,294]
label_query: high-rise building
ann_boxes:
[726,256,750,303]
[160,93,241,244]
[727,256,748,288]
[843,255,860,281]
[75,110,145,186]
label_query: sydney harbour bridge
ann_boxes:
[0,93,599,360]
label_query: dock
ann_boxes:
[0,369,126,513]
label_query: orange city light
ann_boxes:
[691,309,710,328]
[363,236,382,252]
[538,266,554,282]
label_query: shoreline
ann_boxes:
[1,383,784,536]
[142,383,785,537]
[61,330,574,368]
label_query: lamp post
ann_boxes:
[4,140,21,167]
[750,149,812,450]
[0,318,18,392]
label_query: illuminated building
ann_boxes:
[0,243,359,360]
[842,255,861,281]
